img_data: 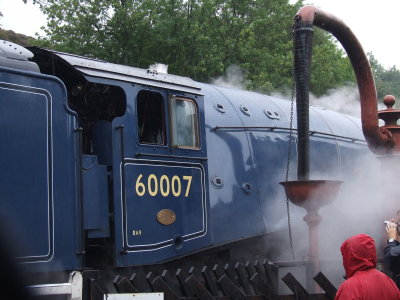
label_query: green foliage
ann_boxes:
[23,0,359,96]
[369,53,400,102]
[310,29,355,96]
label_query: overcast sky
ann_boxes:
[301,0,400,69]
[0,0,399,69]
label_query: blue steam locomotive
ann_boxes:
[0,39,369,298]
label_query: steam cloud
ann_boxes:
[211,65,244,89]
[309,85,385,117]
[148,63,168,74]
[265,151,398,290]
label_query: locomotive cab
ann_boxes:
[28,47,211,267]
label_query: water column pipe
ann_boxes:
[294,5,394,155]
[285,5,400,288]
[293,19,313,180]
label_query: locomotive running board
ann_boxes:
[86,259,338,299]
[104,294,163,300]
[28,271,82,300]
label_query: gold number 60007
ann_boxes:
[135,174,192,198]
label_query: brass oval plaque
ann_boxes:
[157,209,176,226]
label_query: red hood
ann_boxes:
[340,234,376,278]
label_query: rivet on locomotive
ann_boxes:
[0,5,395,300]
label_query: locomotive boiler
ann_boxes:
[0,7,378,297]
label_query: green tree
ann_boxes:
[310,29,355,96]
[24,0,356,96]
[369,53,400,102]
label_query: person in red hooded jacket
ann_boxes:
[335,234,400,300]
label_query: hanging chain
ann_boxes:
[284,24,297,261]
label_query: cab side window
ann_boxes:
[170,96,199,148]
[137,90,166,145]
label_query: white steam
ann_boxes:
[212,67,387,121]
[319,154,398,286]
[269,152,400,289]
[211,65,244,89]
[310,85,360,117]
[148,63,168,74]
[309,85,386,117]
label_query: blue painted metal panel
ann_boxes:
[83,155,110,238]
[0,66,81,272]
[310,107,365,140]
[200,84,267,243]
[248,130,298,232]
[0,82,52,260]
[91,120,113,165]
[202,83,370,243]
[121,159,206,250]
[79,79,211,266]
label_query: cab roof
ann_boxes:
[29,47,203,95]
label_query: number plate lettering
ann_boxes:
[135,174,193,198]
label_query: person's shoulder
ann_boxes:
[385,241,400,252]
[335,277,361,298]
[361,269,400,298]
[335,279,360,300]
